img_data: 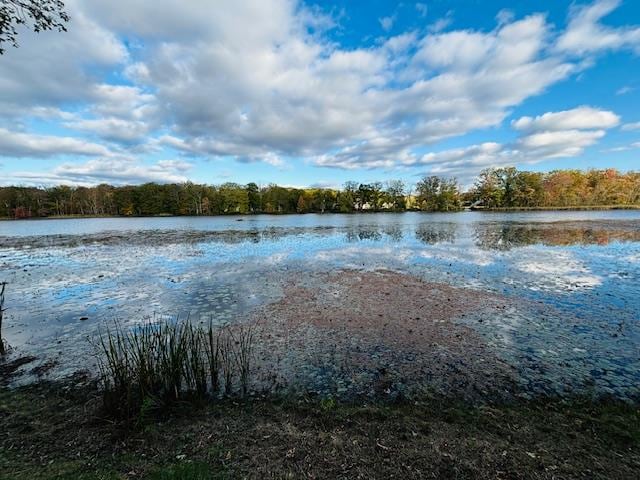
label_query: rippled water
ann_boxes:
[1,211,639,398]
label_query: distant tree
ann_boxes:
[245,182,261,213]
[337,191,354,213]
[219,183,249,214]
[512,171,544,207]
[296,194,308,213]
[385,180,406,210]
[338,181,358,212]
[0,1,69,54]
[1,168,638,219]
[474,169,504,208]
[357,184,374,210]
[416,176,461,211]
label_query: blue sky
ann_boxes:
[0,0,639,189]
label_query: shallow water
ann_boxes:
[1,211,639,398]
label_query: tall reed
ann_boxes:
[0,282,7,356]
[233,323,256,396]
[96,318,257,419]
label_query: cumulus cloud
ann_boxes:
[78,1,581,170]
[65,118,152,144]
[0,0,638,184]
[0,128,113,158]
[8,158,192,186]
[0,8,126,111]
[404,107,619,180]
[512,106,620,132]
[556,0,640,55]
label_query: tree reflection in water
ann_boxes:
[415,223,457,245]
[474,221,640,250]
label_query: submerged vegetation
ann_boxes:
[1,168,638,218]
[97,319,256,419]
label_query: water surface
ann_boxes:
[1,211,639,398]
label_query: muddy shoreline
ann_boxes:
[2,264,639,478]
[3,268,638,403]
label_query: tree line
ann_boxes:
[471,167,640,208]
[1,168,638,218]
[0,181,415,218]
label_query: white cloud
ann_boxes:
[621,122,640,131]
[0,0,638,184]
[556,0,640,55]
[0,8,126,111]
[0,128,113,158]
[8,158,192,186]
[65,118,152,143]
[404,107,618,180]
[61,84,161,144]
[518,129,606,157]
[496,9,515,26]
[512,106,620,132]
[616,85,634,95]
[606,141,640,152]
[379,15,396,32]
[90,2,581,172]
[90,85,156,120]
[428,12,454,33]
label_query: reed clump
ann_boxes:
[0,282,7,356]
[96,318,257,419]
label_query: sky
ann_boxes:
[0,0,639,189]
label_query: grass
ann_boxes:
[0,381,638,479]
[96,319,257,419]
[147,462,225,480]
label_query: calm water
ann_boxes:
[1,211,639,398]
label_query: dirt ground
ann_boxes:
[1,380,639,480]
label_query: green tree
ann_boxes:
[416,176,461,211]
[385,180,406,210]
[245,183,261,213]
[474,169,504,208]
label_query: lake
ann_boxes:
[1,211,639,399]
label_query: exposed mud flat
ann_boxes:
[0,226,339,249]
[250,270,520,400]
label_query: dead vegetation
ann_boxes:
[0,380,638,479]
